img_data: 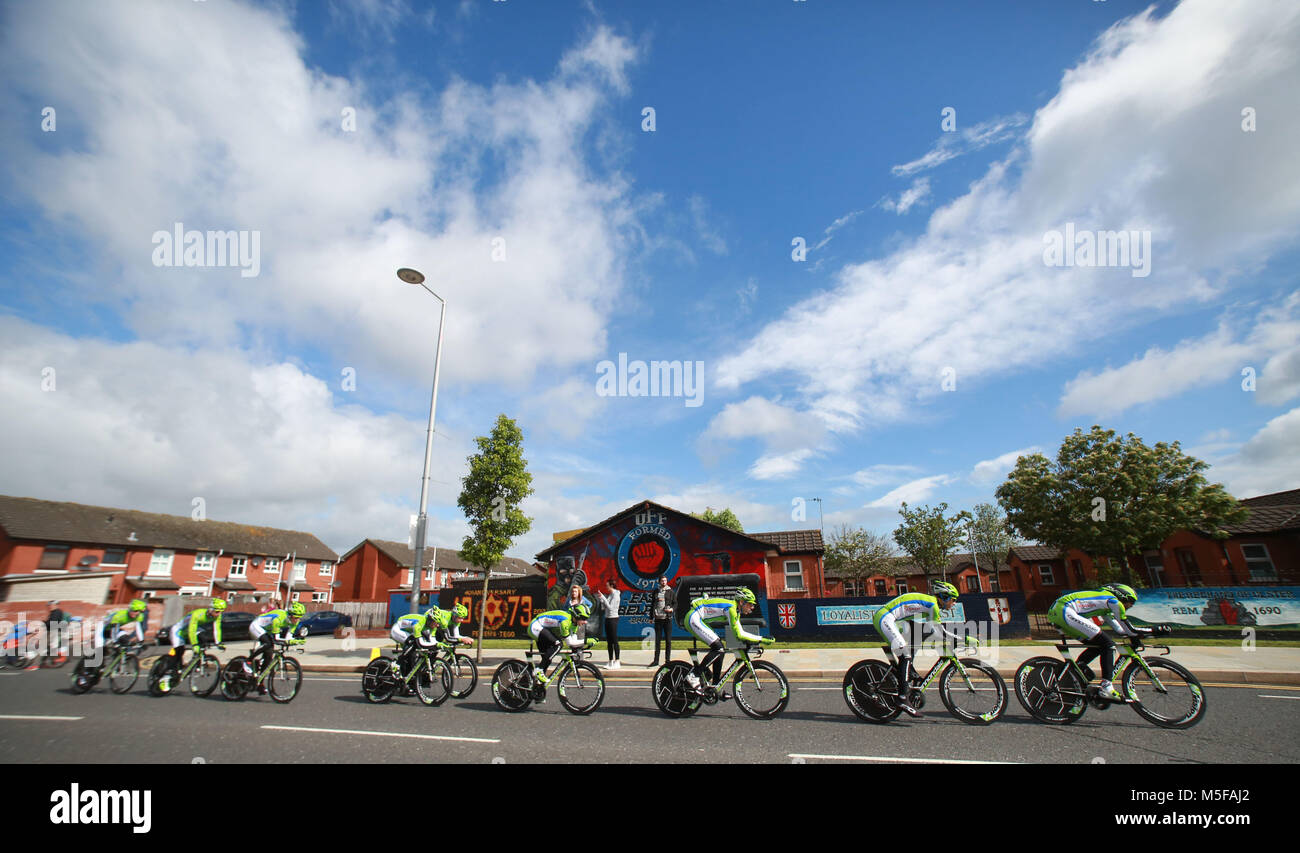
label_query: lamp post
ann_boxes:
[398,268,446,618]
[809,497,824,596]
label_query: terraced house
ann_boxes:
[0,495,339,607]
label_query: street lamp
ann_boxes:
[397,268,446,618]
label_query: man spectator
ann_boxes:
[46,601,70,657]
[648,576,675,668]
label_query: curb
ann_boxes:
[299,663,1300,686]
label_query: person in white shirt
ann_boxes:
[594,580,621,670]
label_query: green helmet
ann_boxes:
[570,603,591,621]
[211,599,228,612]
[1103,583,1137,606]
[452,603,469,620]
[129,599,147,612]
[932,581,959,601]
[735,587,757,605]
[424,607,442,621]
[289,602,306,618]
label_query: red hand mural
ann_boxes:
[632,540,663,573]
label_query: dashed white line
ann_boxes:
[261,724,499,743]
[0,714,84,721]
[1259,694,1300,700]
[789,753,1017,765]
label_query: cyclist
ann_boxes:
[682,588,774,695]
[87,599,148,675]
[247,602,306,691]
[871,582,967,717]
[430,603,474,649]
[1048,583,1162,701]
[160,599,227,692]
[389,607,444,678]
[526,603,597,701]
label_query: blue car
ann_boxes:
[297,610,353,636]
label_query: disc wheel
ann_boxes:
[557,662,605,715]
[652,661,701,718]
[939,659,1007,725]
[147,656,175,697]
[221,656,254,701]
[1122,659,1207,729]
[70,659,97,694]
[188,653,222,697]
[842,660,902,723]
[362,658,398,704]
[109,654,140,694]
[732,661,790,720]
[268,657,302,703]
[491,660,534,712]
[1014,657,1087,724]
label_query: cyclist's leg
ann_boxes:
[687,613,723,682]
[535,628,559,676]
[167,623,186,674]
[1061,607,1112,681]
[879,614,910,692]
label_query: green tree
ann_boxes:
[967,502,1016,593]
[893,502,972,586]
[995,425,1246,584]
[824,524,895,593]
[692,506,744,533]
[457,414,534,662]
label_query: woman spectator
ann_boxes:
[593,580,621,670]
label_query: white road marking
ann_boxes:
[789,753,1017,765]
[261,724,499,743]
[1259,694,1300,700]
[0,714,84,721]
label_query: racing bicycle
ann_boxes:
[842,642,1007,725]
[491,640,605,715]
[147,642,223,697]
[220,637,304,703]
[652,641,790,720]
[361,641,451,706]
[1013,631,1205,729]
[70,640,143,694]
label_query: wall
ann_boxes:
[766,591,1030,640]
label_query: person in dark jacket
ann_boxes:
[648,577,675,667]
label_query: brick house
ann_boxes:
[750,529,826,599]
[0,495,338,607]
[826,553,998,599]
[334,539,539,607]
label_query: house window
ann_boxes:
[194,552,215,572]
[1143,553,1165,587]
[293,560,307,581]
[874,580,887,596]
[178,586,206,596]
[230,556,247,577]
[1241,544,1277,581]
[311,592,327,603]
[38,545,70,570]
[965,575,979,593]
[265,557,280,573]
[843,579,862,596]
[320,561,333,577]
[784,560,804,591]
[1038,564,1055,585]
[148,550,175,577]
[896,582,908,594]
[1175,549,1203,585]
[102,547,128,566]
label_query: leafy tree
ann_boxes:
[692,506,744,533]
[967,502,1016,593]
[893,502,972,586]
[824,524,895,593]
[995,425,1246,584]
[457,414,534,662]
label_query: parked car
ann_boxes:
[297,610,352,636]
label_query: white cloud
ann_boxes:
[716,1,1300,436]
[688,194,728,255]
[849,464,920,489]
[970,447,1041,485]
[1259,346,1300,406]
[878,177,932,215]
[700,396,825,479]
[812,209,865,251]
[867,475,955,508]
[1207,407,1300,498]
[749,449,817,481]
[891,114,1028,177]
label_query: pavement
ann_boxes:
[247,637,1300,684]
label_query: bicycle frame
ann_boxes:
[525,643,591,690]
[251,641,299,686]
[684,640,764,689]
[879,644,982,692]
[1051,636,1174,702]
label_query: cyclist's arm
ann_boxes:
[129,619,145,644]
[187,615,201,647]
[213,616,222,646]
[1105,600,1138,636]
[728,607,763,644]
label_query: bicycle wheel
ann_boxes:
[70,658,96,694]
[110,654,140,694]
[188,653,222,697]
[221,656,254,701]
[490,660,534,712]
[1014,657,1087,724]
[413,658,452,707]
[731,660,790,720]
[268,657,302,703]
[447,653,478,699]
[557,662,605,715]
[842,660,902,723]
[147,656,175,697]
[42,651,70,669]
[939,659,1007,725]
[1122,658,1206,729]
[652,661,701,718]
[362,658,398,704]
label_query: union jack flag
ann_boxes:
[777,603,797,629]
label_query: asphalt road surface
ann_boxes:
[1,669,1297,764]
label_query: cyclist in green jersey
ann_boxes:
[1048,584,1165,701]
[682,588,774,694]
[872,582,965,717]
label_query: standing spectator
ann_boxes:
[648,576,675,668]
[46,601,69,657]
[594,580,621,670]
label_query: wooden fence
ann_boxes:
[327,601,388,630]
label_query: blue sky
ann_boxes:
[2,0,1298,561]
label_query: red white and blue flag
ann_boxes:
[777,603,797,629]
[987,597,1011,625]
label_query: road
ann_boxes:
[1,669,1297,764]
